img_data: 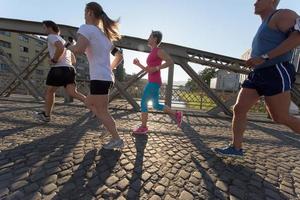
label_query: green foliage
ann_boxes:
[185,67,217,91]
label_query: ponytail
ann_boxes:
[86,2,121,41]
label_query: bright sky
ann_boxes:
[1,0,300,83]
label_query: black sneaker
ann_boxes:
[35,111,51,122]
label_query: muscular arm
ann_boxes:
[268,9,300,59]
[52,41,64,61]
[246,9,300,68]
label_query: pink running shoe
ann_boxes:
[133,126,148,134]
[176,111,183,127]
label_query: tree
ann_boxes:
[200,67,217,85]
[185,67,217,91]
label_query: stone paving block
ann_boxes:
[24,183,39,193]
[1,99,300,199]
[6,190,25,200]
[154,185,166,196]
[0,187,9,198]
[143,181,154,193]
[105,175,119,186]
[117,178,129,191]
[10,180,28,191]
[149,195,162,200]
[42,183,57,195]
[179,190,194,200]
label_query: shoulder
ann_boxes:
[272,9,299,32]
[274,9,299,20]
[157,48,167,56]
[47,34,60,43]
[78,24,94,40]
[78,24,92,32]
[157,48,165,54]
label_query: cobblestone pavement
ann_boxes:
[0,98,300,200]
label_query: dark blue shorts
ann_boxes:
[242,62,296,96]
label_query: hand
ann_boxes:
[133,58,141,66]
[50,58,58,64]
[245,57,265,68]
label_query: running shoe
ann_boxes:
[35,111,50,122]
[133,126,148,134]
[214,145,244,158]
[103,139,124,149]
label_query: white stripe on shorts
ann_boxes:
[275,64,285,92]
[280,63,291,89]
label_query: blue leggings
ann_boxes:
[141,82,164,112]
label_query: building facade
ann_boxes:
[0,31,91,96]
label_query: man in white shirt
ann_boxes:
[36,20,86,122]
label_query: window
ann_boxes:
[7,53,12,58]
[0,31,11,37]
[18,35,29,43]
[20,46,29,53]
[35,69,44,75]
[0,63,10,71]
[0,40,11,48]
[36,41,44,47]
[19,56,29,63]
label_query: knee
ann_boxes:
[153,103,164,111]
[233,103,248,116]
[141,101,148,112]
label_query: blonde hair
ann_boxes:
[86,2,121,41]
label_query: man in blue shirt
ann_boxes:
[214,0,300,157]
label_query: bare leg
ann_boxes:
[232,88,260,149]
[86,95,120,140]
[65,84,86,103]
[44,86,58,116]
[265,91,300,133]
[163,105,176,117]
[141,112,148,127]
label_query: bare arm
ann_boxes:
[156,49,174,70]
[133,58,146,70]
[52,41,64,62]
[68,34,89,54]
[246,10,300,68]
[268,9,300,59]
[71,52,76,65]
[111,51,123,70]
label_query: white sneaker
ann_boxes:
[103,139,124,149]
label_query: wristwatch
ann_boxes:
[260,54,269,61]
